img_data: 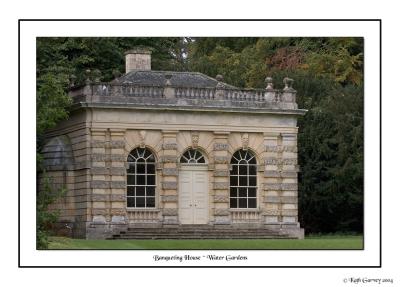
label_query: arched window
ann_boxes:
[180,148,206,164]
[230,150,257,208]
[127,147,156,208]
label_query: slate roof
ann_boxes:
[112,70,237,89]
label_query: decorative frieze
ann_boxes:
[214,195,229,203]
[213,182,229,190]
[264,158,298,165]
[162,168,178,176]
[263,183,298,191]
[213,170,229,177]
[213,143,229,151]
[265,145,298,153]
[161,155,177,163]
[162,181,178,190]
[110,181,126,189]
[214,156,228,164]
[163,208,178,216]
[162,195,178,202]
[214,209,230,216]
[162,142,178,150]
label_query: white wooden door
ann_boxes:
[179,168,208,224]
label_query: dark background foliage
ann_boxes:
[37,37,363,234]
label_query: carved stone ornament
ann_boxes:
[191,131,199,149]
[241,133,249,150]
[139,130,146,148]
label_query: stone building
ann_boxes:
[41,47,307,239]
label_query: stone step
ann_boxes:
[109,226,295,240]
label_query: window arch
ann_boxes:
[230,149,257,208]
[180,148,206,164]
[126,147,156,208]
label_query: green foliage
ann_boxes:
[36,174,66,249]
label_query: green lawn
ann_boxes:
[48,235,363,250]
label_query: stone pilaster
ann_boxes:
[109,129,127,224]
[212,131,231,224]
[90,128,109,224]
[161,130,179,224]
[280,133,299,225]
[262,132,282,224]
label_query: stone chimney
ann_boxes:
[124,47,152,73]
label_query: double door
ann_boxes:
[178,167,208,224]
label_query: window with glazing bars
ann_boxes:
[126,148,156,208]
[230,150,257,208]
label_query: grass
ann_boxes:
[47,235,363,250]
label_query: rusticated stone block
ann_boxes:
[214,156,228,164]
[213,182,229,190]
[263,183,281,191]
[163,208,178,216]
[213,170,229,177]
[110,167,126,175]
[264,196,281,203]
[281,171,298,178]
[91,140,105,148]
[91,181,110,189]
[91,167,108,175]
[92,194,108,201]
[281,210,298,216]
[263,183,298,191]
[110,140,125,148]
[214,215,231,225]
[214,209,230,216]
[162,195,178,202]
[265,145,298,153]
[162,143,177,150]
[214,195,229,203]
[111,181,126,189]
[91,153,107,162]
[213,143,229,151]
[264,158,298,165]
[263,210,280,216]
[281,196,298,204]
[264,170,281,178]
[162,181,177,190]
[162,168,178,176]
[282,183,298,190]
[110,194,126,201]
[92,208,107,215]
[110,208,126,216]
[110,154,126,161]
[161,155,177,163]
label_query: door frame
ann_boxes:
[178,164,209,224]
